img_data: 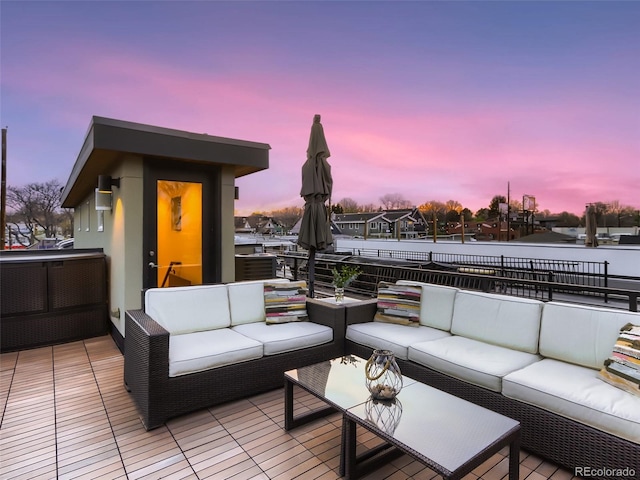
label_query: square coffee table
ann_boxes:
[344,380,521,480]
[284,355,416,430]
[284,356,520,480]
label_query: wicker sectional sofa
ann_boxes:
[124,279,345,430]
[344,281,640,478]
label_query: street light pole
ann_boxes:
[1,127,7,251]
[506,181,510,242]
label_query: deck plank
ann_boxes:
[0,335,585,480]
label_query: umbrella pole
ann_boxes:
[308,247,316,298]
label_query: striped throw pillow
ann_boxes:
[264,281,308,324]
[374,281,421,327]
[598,323,640,398]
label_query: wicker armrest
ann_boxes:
[124,309,170,378]
[124,309,172,428]
[306,298,346,345]
[127,309,170,337]
[344,298,377,325]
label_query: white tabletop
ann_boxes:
[317,296,360,304]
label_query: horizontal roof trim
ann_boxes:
[61,116,270,207]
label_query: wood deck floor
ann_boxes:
[0,335,584,480]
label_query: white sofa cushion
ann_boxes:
[145,284,231,335]
[408,336,541,392]
[347,322,451,360]
[451,291,543,354]
[168,329,263,377]
[396,281,458,330]
[232,322,332,356]
[539,302,640,369]
[503,358,640,444]
[227,278,289,326]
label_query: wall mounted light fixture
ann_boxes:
[96,175,120,211]
[97,175,120,193]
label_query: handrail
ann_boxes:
[276,253,639,312]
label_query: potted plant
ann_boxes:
[331,265,361,303]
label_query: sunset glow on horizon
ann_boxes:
[1,1,638,216]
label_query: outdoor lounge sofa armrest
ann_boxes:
[345,298,377,325]
[124,309,171,428]
[306,298,346,344]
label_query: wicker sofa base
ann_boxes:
[346,340,640,480]
[125,299,345,430]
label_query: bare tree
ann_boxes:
[6,180,64,244]
[269,206,303,231]
[618,205,640,226]
[444,200,463,214]
[337,197,359,213]
[379,193,412,210]
[360,203,379,213]
[418,200,446,217]
[556,211,581,227]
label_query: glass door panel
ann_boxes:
[156,180,202,287]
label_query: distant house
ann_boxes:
[234,217,253,233]
[518,231,576,244]
[445,218,519,241]
[537,217,561,230]
[333,208,426,239]
[333,212,384,237]
[289,218,342,237]
[234,215,284,235]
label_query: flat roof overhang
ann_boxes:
[61,116,270,208]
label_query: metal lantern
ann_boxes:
[365,349,403,400]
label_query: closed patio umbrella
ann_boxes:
[585,205,598,248]
[298,114,333,297]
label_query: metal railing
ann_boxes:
[276,252,639,312]
[336,247,620,302]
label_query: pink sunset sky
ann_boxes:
[1,1,638,216]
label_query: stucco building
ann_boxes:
[61,116,270,347]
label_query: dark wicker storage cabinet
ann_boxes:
[1,250,109,352]
[235,253,277,281]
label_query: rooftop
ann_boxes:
[0,335,583,480]
[61,116,271,208]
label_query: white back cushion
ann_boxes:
[539,302,640,369]
[145,284,230,334]
[451,291,543,353]
[397,281,458,330]
[228,278,290,326]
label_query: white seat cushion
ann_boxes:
[503,358,640,444]
[346,322,451,360]
[408,336,541,392]
[227,278,289,326]
[539,302,640,368]
[451,291,543,354]
[145,284,231,334]
[232,322,332,355]
[396,281,458,330]
[168,329,263,377]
